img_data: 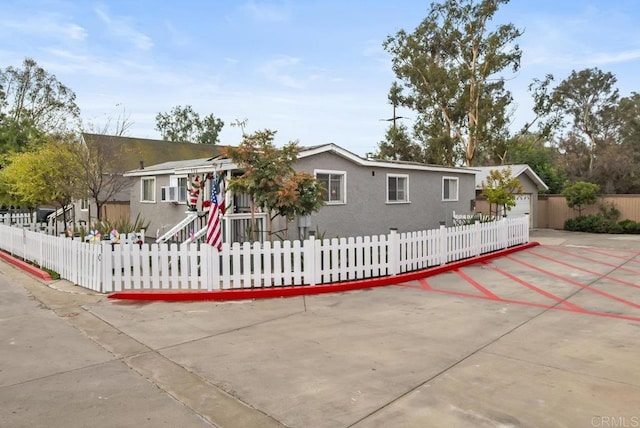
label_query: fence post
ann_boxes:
[388,228,399,276]
[203,244,212,292]
[304,235,316,286]
[439,224,447,265]
[473,221,481,256]
[101,242,112,293]
[500,217,508,249]
[524,214,530,243]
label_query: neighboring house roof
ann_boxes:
[81,133,224,172]
[474,164,549,191]
[125,143,478,177]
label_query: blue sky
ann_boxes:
[1,0,639,156]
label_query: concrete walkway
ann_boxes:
[1,229,639,427]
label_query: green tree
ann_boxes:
[531,68,619,178]
[481,167,523,218]
[374,122,423,162]
[610,92,640,193]
[506,133,566,194]
[222,130,324,240]
[0,58,80,135]
[155,105,224,144]
[0,140,84,227]
[562,181,599,216]
[374,82,423,162]
[383,0,522,166]
[0,119,46,166]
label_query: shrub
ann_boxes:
[564,215,640,234]
[619,219,640,234]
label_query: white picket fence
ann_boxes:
[0,210,70,236]
[0,216,529,293]
[0,211,34,226]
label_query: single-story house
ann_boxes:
[124,143,478,243]
[474,164,548,228]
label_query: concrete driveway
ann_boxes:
[1,229,639,427]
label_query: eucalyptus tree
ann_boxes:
[530,68,640,192]
[155,105,224,144]
[0,58,79,160]
[0,58,80,135]
[384,0,522,166]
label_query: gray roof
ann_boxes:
[474,164,548,191]
[133,157,213,173]
[125,143,478,177]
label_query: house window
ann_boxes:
[80,198,89,211]
[315,170,346,204]
[387,174,409,203]
[171,176,188,203]
[442,177,459,201]
[141,177,156,203]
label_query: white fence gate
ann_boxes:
[0,217,529,293]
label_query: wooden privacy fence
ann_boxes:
[0,216,529,293]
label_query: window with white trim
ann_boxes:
[442,177,459,201]
[141,177,156,203]
[80,198,89,211]
[387,174,409,203]
[315,170,346,204]
[170,176,188,203]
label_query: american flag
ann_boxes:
[205,172,226,250]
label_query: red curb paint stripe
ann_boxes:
[108,242,540,301]
[579,247,640,264]
[482,261,586,312]
[428,286,557,309]
[418,279,432,290]
[0,251,52,281]
[421,286,640,323]
[541,246,640,274]
[505,255,640,310]
[454,268,500,300]
[529,250,640,290]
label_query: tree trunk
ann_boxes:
[95,200,103,221]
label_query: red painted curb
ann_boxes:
[0,251,53,281]
[108,242,539,302]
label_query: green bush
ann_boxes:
[619,219,640,234]
[564,215,640,234]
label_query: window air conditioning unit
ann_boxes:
[161,186,179,202]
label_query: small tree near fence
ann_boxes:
[222,129,324,241]
[562,181,599,216]
[481,167,523,218]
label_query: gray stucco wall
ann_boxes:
[291,153,476,239]
[129,173,195,239]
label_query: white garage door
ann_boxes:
[507,194,532,225]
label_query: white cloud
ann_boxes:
[0,13,87,42]
[587,49,640,66]
[258,56,306,89]
[241,1,291,22]
[94,5,153,51]
[163,21,191,48]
